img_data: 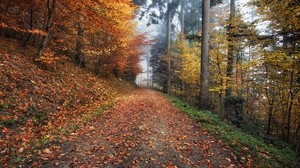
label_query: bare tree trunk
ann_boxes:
[35,0,56,60]
[180,0,185,38]
[267,100,274,135]
[216,42,224,113]
[198,0,211,110]
[75,21,85,67]
[147,54,150,87]
[166,0,172,93]
[295,119,300,139]
[286,64,296,142]
[225,0,236,97]
[23,0,34,47]
[264,65,276,135]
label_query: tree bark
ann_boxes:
[198,0,211,110]
[286,63,297,142]
[225,0,236,97]
[75,21,85,67]
[180,0,185,37]
[267,100,274,135]
[166,0,172,93]
[23,0,34,47]
[35,0,56,60]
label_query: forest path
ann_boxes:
[41,89,240,168]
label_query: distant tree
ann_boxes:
[150,30,168,90]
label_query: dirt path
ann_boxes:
[41,89,240,168]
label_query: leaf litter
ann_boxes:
[40,89,244,167]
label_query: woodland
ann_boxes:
[0,0,299,167]
[146,0,300,158]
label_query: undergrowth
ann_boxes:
[164,94,298,168]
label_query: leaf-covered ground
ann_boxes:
[0,38,134,166]
[40,89,243,167]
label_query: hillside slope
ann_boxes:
[0,38,135,166]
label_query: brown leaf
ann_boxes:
[18,147,24,153]
[226,157,231,162]
[108,154,114,159]
[43,148,51,154]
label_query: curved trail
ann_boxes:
[41,89,240,168]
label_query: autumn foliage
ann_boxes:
[0,0,148,78]
[0,38,136,166]
[0,0,148,166]
[149,0,300,157]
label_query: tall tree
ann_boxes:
[225,0,236,97]
[166,0,172,93]
[198,0,211,109]
[74,21,85,67]
[180,0,185,37]
[35,0,57,60]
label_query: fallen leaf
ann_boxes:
[43,148,51,154]
[108,154,114,159]
[226,157,231,162]
[18,147,24,153]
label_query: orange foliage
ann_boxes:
[0,39,135,166]
[0,0,147,78]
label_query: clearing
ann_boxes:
[40,89,242,167]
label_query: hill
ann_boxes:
[0,38,135,166]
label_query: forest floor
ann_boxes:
[0,38,134,166]
[40,89,242,168]
[1,38,296,167]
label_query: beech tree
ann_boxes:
[0,0,146,79]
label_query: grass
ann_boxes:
[163,94,298,168]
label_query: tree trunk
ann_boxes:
[225,0,236,97]
[216,48,224,114]
[75,21,85,67]
[23,0,34,47]
[35,0,56,60]
[286,64,296,142]
[166,0,172,93]
[147,54,150,87]
[198,0,211,110]
[295,119,300,139]
[267,101,274,135]
[180,0,185,38]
